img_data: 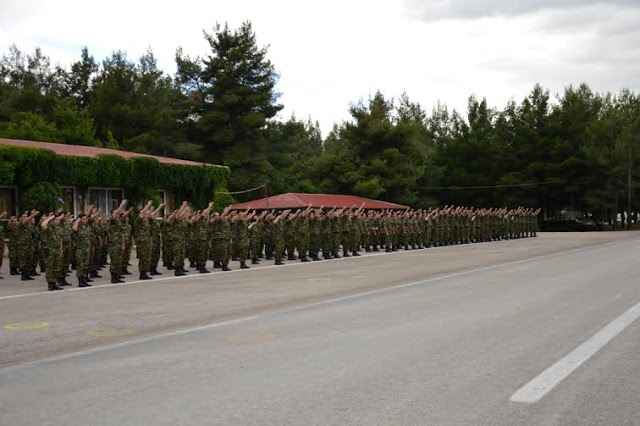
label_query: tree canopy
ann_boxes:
[1,23,639,223]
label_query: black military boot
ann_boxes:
[221,264,231,271]
[213,261,222,269]
[110,273,118,283]
[79,277,91,288]
[189,260,197,268]
[265,254,273,260]
[175,267,186,277]
[287,254,296,261]
[140,271,152,280]
[166,263,174,270]
[240,261,250,269]
[58,277,71,287]
[198,264,211,274]
[257,253,264,259]
[275,259,283,265]
[48,281,63,291]
[300,255,310,262]
[21,272,34,281]
[10,266,19,275]
[353,251,361,257]
[150,267,162,276]
[117,274,125,283]
[31,270,40,276]
[90,270,102,278]
[343,251,351,257]
[251,258,259,265]
[231,256,238,262]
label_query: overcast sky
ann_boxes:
[1,0,639,136]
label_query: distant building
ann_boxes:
[0,138,229,216]
[229,193,409,211]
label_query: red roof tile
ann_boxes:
[0,138,226,168]
[229,193,409,210]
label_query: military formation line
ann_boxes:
[0,202,540,291]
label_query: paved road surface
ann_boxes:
[1,232,640,425]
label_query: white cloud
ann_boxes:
[1,0,640,136]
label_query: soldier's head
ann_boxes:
[78,213,88,225]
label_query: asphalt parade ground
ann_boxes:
[1,231,640,425]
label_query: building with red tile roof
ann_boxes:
[0,138,208,166]
[0,138,227,216]
[229,193,409,211]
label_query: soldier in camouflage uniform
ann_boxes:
[121,211,133,276]
[284,212,298,261]
[172,202,190,276]
[249,211,266,264]
[191,202,213,273]
[18,211,38,281]
[73,213,93,287]
[272,210,290,265]
[321,208,333,260]
[296,206,312,262]
[108,201,127,283]
[308,208,322,261]
[149,209,163,275]
[40,213,64,291]
[135,202,154,280]
[210,208,232,271]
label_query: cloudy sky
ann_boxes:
[1,0,639,135]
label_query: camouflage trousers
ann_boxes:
[211,239,230,265]
[75,246,90,278]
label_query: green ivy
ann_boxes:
[20,182,62,213]
[0,144,230,208]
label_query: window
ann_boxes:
[87,188,125,215]
[0,187,16,216]
[61,187,76,216]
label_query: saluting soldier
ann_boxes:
[18,210,38,281]
[210,207,232,271]
[108,200,127,283]
[135,201,154,280]
[40,212,65,291]
[296,206,312,262]
[73,213,92,287]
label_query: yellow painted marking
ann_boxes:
[224,331,278,343]
[307,277,332,282]
[88,328,135,337]
[4,321,50,330]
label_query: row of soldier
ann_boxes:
[0,203,540,291]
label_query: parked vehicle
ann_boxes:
[540,209,604,231]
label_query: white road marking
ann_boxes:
[510,299,640,404]
[0,236,630,302]
[0,315,258,373]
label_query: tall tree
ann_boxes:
[176,21,283,190]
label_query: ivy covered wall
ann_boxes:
[0,144,230,209]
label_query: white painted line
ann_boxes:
[2,237,639,372]
[510,299,640,404]
[0,315,258,373]
[0,236,630,302]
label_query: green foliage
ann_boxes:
[212,191,237,212]
[176,21,283,191]
[20,182,62,213]
[0,144,230,209]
